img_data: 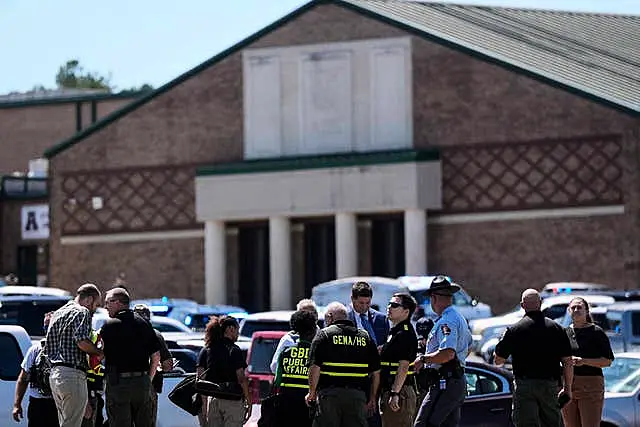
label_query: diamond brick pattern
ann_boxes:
[61,166,197,235]
[440,135,623,213]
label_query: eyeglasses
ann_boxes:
[388,302,402,309]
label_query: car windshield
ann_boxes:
[0,299,70,336]
[604,357,640,392]
[239,320,291,338]
[248,337,280,374]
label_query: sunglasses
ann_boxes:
[388,302,403,309]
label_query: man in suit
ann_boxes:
[347,281,389,427]
[347,281,390,347]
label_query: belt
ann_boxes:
[51,362,85,372]
[119,371,147,378]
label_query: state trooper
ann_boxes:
[306,302,381,427]
[413,276,472,427]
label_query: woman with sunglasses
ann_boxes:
[378,293,418,427]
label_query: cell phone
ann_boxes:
[558,392,570,409]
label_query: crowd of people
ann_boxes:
[10,277,614,427]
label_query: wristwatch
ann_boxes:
[421,355,429,364]
[389,391,400,397]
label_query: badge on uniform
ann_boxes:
[439,379,447,390]
[441,324,451,336]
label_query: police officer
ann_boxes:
[273,310,318,427]
[306,302,381,427]
[413,276,472,427]
[379,293,418,427]
[101,288,160,427]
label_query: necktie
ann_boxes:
[360,313,377,345]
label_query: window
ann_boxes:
[248,338,280,375]
[631,311,640,337]
[542,304,568,321]
[0,332,22,381]
[240,321,290,339]
[465,370,503,396]
[152,322,185,333]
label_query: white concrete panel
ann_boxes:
[300,51,353,154]
[370,46,411,150]
[242,37,412,158]
[196,161,442,221]
[243,56,282,159]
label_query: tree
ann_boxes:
[55,59,112,91]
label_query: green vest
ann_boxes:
[87,330,104,390]
[278,341,311,391]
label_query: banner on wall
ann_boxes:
[21,204,49,240]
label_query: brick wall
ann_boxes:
[0,97,137,175]
[48,4,640,306]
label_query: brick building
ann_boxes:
[0,90,140,284]
[43,1,639,313]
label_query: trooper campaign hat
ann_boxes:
[425,275,461,295]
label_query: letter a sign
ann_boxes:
[21,204,49,240]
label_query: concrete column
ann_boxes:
[205,220,226,305]
[336,212,358,278]
[269,216,292,310]
[404,209,427,275]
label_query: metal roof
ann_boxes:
[340,0,640,113]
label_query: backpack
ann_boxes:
[29,348,52,396]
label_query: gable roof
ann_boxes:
[44,0,640,159]
[341,0,640,113]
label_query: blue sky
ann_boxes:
[1,0,638,95]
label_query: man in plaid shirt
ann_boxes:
[43,283,104,427]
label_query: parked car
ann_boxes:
[238,311,296,340]
[168,304,248,332]
[0,285,71,297]
[602,352,640,427]
[600,302,640,354]
[243,358,514,427]
[0,294,72,337]
[540,282,610,296]
[0,326,35,423]
[92,312,194,334]
[312,276,409,311]
[246,331,286,404]
[130,297,200,317]
[398,276,492,321]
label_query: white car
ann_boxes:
[0,285,71,297]
[398,276,492,321]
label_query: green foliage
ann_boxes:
[55,59,112,91]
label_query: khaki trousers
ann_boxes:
[49,366,88,427]
[561,376,604,427]
[380,385,416,427]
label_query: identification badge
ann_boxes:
[439,379,446,390]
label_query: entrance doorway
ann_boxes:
[237,223,270,313]
[370,215,405,278]
[303,219,336,298]
[17,245,38,285]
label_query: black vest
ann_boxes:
[279,341,311,392]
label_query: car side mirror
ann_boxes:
[471,299,478,307]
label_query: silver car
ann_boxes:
[602,352,640,427]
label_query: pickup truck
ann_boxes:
[602,302,640,353]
